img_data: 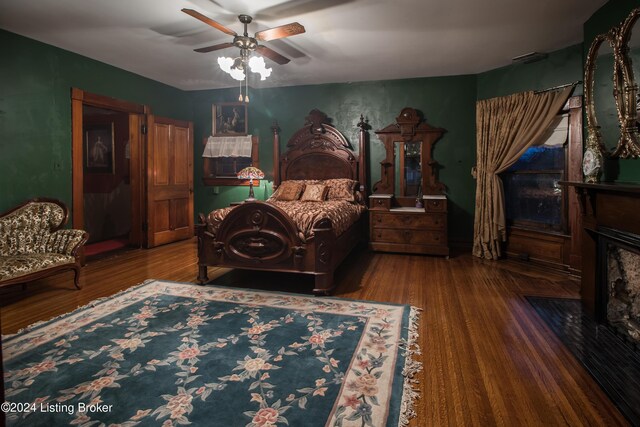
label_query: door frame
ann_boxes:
[71,88,149,247]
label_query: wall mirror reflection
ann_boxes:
[394,141,422,197]
[592,37,619,153]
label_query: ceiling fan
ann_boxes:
[181,8,305,66]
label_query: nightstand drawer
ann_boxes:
[371,228,446,246]
[371,212,445,229]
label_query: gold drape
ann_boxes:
[472,87,573,260]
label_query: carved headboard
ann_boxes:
[271,109,368,190]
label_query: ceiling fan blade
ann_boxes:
[194,42,234,53]
[255,0,357,20]
[181,8,237,36]
[256,45,291,65]
[255,22,305,42]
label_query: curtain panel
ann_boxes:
[472,86,572,260]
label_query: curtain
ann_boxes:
[202,135,253,158]
[472,87,573,260]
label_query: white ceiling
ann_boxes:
[0,0,607,91]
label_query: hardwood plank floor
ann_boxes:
[0,239,628,426]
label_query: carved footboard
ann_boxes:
[196,201,339,294]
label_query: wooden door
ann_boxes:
[146,115,194,248]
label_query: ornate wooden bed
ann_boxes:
[196,110,368,295]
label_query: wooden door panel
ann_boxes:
[153,123,171,186]
[154,200,171,232]
[154,186,191,200]
[146,116,193,248]
[154,229,185,247]
[173,127,189,185]
[173,198,190,229]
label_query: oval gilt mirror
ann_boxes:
[585,32,618,155]
[616,6,640,158]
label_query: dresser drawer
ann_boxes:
[371,212,445,229]
[371,228,446,246]
[424,198,446,212]
[369,197,392,210]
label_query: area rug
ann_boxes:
[2,280,421,426]
[527,296,640,425]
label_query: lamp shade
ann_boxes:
[236,166,265,180]
[237,167,265,201]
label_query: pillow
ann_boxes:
[272,181,305,201]
[300,184,328,202]
[324,178,357,202]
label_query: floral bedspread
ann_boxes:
[207,200,366,240]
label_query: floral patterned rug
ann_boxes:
[3,280,421,426]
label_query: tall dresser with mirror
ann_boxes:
[369,107,449,256]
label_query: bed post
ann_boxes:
[272,121,281,189]
[357,114,368,194]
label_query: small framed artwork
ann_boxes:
[85,123,115,173]
[213,102,248,136]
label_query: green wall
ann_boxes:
[584,0,640,182]
[0,30,191,214]
[477,44,584,100]
[6,3,631,245]
[191,76,478,244]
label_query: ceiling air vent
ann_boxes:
[512,52,548,64]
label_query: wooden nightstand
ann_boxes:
[369,195,449,256]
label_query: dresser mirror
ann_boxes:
[394,141,422,197]
[373,107,445,199]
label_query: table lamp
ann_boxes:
[237,166,265,201]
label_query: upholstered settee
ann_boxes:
[0,198,88,289]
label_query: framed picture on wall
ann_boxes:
[85,123,115,173]
[213,102,248,136]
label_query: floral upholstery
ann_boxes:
[0,199,88,286]
[0,253,76,281]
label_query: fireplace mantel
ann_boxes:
[562,181,640,317]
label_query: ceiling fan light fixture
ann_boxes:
[248,56,272,81]
[217,57,233,73]
[229,67,246,81]
[184,9,305,83]
[218,57,245,81]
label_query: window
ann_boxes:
[501,115,568,233]
[202,135,259,185]
[211,157,252,178]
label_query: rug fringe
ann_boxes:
[2,278,159,340]
[398,305,423,427]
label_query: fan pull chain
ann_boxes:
[238,78,243,102]
[245,72,249,103]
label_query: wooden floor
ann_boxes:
[0,239,628,426]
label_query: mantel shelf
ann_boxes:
[560,181,640,194]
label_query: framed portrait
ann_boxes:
[213,102,248,136]
[85,123,115,173]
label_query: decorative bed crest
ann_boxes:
[306,109,328,134]
[287,110,350,152]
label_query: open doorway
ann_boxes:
[71,89,146,258]
[82,105,132,257]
